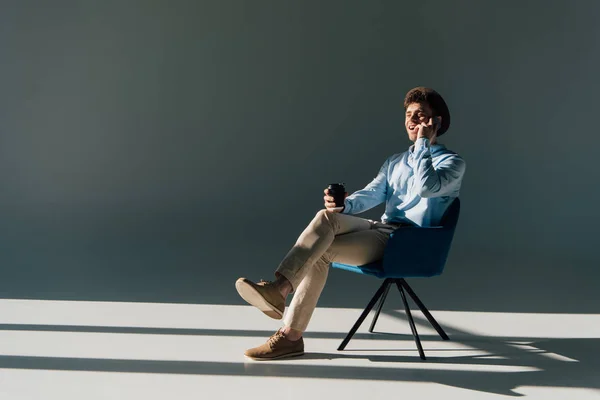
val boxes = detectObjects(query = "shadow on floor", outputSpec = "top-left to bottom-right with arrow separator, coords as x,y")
0,313 -> 598,397
0,337 -> 597,397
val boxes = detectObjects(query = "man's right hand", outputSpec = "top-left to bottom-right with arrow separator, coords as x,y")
323,188 -> 348,212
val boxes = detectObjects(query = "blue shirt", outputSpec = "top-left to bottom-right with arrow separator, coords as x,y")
342,137 -> 466,227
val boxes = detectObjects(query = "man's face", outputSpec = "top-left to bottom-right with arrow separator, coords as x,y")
405,102 -> 435,142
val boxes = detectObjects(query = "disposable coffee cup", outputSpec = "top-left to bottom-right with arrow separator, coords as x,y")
327,183 -> 346,207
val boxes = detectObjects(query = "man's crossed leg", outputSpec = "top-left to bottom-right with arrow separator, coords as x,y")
235,209 -> 397,360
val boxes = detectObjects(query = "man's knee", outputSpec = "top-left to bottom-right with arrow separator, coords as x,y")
315,209 -> 328,219
314,209 -> 336,224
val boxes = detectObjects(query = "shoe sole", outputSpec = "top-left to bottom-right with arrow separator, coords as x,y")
244,351 -> 305,361
235,279 -> 284,320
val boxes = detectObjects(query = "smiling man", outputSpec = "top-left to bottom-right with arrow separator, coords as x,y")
235,87 -> 466,360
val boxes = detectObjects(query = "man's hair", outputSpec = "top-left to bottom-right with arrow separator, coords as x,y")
403,87 -> 451,136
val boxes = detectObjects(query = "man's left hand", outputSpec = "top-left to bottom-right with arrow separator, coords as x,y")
416,117 -> 439,142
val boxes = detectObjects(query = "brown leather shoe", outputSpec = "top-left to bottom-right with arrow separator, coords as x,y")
244,330 -> 304,360
235,278 -> 285,319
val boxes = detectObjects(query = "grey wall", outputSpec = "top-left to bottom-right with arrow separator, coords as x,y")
1,0 -> 599,312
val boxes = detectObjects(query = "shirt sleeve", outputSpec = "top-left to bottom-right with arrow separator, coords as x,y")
342,157 -> 389,215
411,137 -> 466,198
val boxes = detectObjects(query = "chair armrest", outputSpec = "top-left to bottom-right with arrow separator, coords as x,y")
382,226 -> 455,277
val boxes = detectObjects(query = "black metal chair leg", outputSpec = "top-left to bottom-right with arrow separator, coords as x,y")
368,280 -> 392,333
338,279 -> 390,351
400,279 -> 449,341
395,281 -> 426,360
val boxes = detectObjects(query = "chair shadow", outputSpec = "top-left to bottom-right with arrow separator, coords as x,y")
282,335 -> 600,396
301,308 -> 600,396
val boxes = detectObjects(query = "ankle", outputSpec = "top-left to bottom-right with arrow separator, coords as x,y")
274,275 -> 292,298
281,327 -> 303,341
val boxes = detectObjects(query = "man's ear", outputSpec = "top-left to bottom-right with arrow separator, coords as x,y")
434,116 -> 442,130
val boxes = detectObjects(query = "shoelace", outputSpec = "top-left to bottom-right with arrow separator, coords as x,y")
267,331 -> 286,349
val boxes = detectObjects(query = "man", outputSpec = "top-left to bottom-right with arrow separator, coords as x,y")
235,87 -> 466,360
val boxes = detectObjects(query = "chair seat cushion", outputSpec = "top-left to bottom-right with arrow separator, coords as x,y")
331,260 -> 443,278
331,261 -> 385,278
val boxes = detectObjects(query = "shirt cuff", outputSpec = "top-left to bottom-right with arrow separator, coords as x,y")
341,198 -> 351,214
415,137 -> 430,150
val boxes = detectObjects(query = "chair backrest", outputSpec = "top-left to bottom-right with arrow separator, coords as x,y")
427,197 -> 461,275
381,197 -> 461,278
436,197 -> 461,274
441,197 -> 461,231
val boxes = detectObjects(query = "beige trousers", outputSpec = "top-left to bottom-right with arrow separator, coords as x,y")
275,209 -> 400,332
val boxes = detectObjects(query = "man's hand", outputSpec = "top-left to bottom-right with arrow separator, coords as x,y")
416,116 -> 440,143
323,188 -> 348,212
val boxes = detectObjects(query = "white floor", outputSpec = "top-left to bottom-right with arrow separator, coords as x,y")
0,299 -> 599,400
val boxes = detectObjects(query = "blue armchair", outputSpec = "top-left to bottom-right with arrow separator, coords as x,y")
331,198 -> 461,360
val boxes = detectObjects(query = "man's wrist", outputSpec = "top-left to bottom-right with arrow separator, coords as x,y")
416,136 -> 430,147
